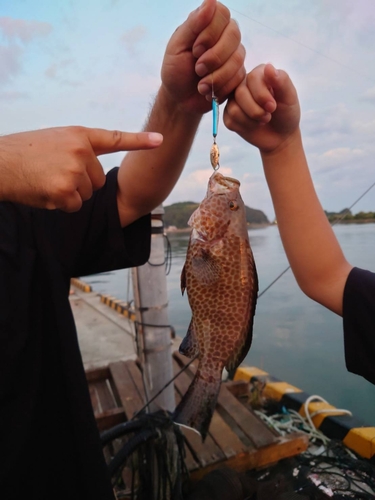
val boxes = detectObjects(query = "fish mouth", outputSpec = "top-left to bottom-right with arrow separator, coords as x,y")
210,172 -> 240,193
220,175 -> 240,186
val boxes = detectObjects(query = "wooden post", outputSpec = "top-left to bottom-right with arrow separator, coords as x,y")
131,205 -> 175,413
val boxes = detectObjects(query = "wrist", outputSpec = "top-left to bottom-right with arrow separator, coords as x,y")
157,83 -> 208,118
260,128 -> 303,164
148,85 -> 202,132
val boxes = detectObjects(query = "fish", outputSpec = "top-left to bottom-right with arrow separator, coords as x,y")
173,171 -> 258,440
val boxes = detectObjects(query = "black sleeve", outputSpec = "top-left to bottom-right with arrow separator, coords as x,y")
43,167 -> 151,277
343,267 -> 375,385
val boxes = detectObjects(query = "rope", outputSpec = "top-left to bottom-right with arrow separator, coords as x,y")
303,394 -> 352,432
147,233 -> 172,275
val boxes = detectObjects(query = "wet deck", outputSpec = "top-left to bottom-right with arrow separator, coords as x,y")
70,286 -> 137,369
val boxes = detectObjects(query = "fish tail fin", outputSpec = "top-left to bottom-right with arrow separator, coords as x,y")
173,366 -> 222,441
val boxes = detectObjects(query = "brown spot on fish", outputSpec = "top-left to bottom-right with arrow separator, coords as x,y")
173,171 -> 258,440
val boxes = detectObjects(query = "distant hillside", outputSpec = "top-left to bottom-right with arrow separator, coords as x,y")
164,201 -> 269,229
325,209 -> 375,222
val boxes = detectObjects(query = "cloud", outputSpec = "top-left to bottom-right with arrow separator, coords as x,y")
121,25 -> 147,56
0,44 -> 23,84
320,147 -> 365,169
0,17 -> 52,86
0,90 -> 29,100
0,17 -> 52,43
45,58 -> 74,80
360,87 -> 375,104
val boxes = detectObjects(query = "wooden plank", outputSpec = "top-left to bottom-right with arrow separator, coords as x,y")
174,351 -> 197,372
207,407 -> 248,458
217,384 -> 277,449
172,359 -> 226,467
125,360 -> 146,404
96,380 -> 116,412
95,407 -> 126,432
86,366 -> 110,383
109,361 -> 145,419
190,432 -> 309,482
225,379 -> 249,398
89,384 -> 100,414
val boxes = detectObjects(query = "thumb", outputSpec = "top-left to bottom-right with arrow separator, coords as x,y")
264,64 -> 297,107
173,0 -> 216,51
85,129 -> 163,156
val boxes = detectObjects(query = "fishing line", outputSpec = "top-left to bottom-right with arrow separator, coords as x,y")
126,4 -> 375,419
133,119 -> 375,408
130,354 -> 199,420
258,179 -> 375,298
230,7 -> 375,84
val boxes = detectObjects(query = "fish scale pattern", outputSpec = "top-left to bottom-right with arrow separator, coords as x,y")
174,172 -> 258,439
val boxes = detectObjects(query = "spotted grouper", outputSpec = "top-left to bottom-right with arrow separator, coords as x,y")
173,171 -> 258,440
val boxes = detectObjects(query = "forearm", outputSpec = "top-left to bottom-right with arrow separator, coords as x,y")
0,141 -> 16,202
261,130 -> 352,315
117,86 -> 201,226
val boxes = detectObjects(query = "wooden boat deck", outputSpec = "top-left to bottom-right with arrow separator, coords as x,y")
86,351 -> 308,481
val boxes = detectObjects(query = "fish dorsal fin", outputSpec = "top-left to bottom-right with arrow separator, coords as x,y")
179,319 -> 199,359
191,249 -> 221,285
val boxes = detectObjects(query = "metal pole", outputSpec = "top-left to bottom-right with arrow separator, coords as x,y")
131,205 -> 175,413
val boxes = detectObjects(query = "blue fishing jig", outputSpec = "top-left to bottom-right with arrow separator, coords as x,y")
212,95 -> 219,140
210,92 -> 220,170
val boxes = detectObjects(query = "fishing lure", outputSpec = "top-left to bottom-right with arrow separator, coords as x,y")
210,90 -> 220,170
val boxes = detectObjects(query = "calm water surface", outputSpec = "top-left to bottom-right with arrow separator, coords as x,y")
85,223 -> 375,425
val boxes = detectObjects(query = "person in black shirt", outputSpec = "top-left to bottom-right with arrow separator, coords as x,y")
224,63 -> 375,387
0,1 -> 246,498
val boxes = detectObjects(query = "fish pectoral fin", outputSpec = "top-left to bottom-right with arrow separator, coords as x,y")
191,251 -> 221,285
180,263 -> 187,295
179,319 -> 199,359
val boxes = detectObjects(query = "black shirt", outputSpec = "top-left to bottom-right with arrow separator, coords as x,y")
343,267 -> 375,386
0,168 -> 151,499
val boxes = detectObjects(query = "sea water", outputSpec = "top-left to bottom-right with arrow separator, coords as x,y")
84,223 -> 375,425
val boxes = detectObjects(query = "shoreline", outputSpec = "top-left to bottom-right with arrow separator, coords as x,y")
329,219 -> 375,225
165,220 -> 375,233
165,223 -> 273,233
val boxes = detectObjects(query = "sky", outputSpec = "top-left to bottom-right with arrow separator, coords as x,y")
1,0 -> 375,221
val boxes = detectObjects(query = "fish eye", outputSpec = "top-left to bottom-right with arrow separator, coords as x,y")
229,201 -> 239,211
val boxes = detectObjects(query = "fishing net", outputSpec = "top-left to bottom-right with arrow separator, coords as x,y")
101,410 -> 189,500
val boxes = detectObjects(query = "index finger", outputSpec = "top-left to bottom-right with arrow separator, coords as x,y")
85,128 -> 163,156
192,2 -> 230,58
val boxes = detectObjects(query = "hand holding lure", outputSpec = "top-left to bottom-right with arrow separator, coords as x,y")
210,87 -> 220,170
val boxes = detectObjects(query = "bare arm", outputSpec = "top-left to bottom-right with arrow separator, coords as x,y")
117,0 -> 246,226
224,64 -> 352,315
0,1 -> 245,218
116,88 -> 201,226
